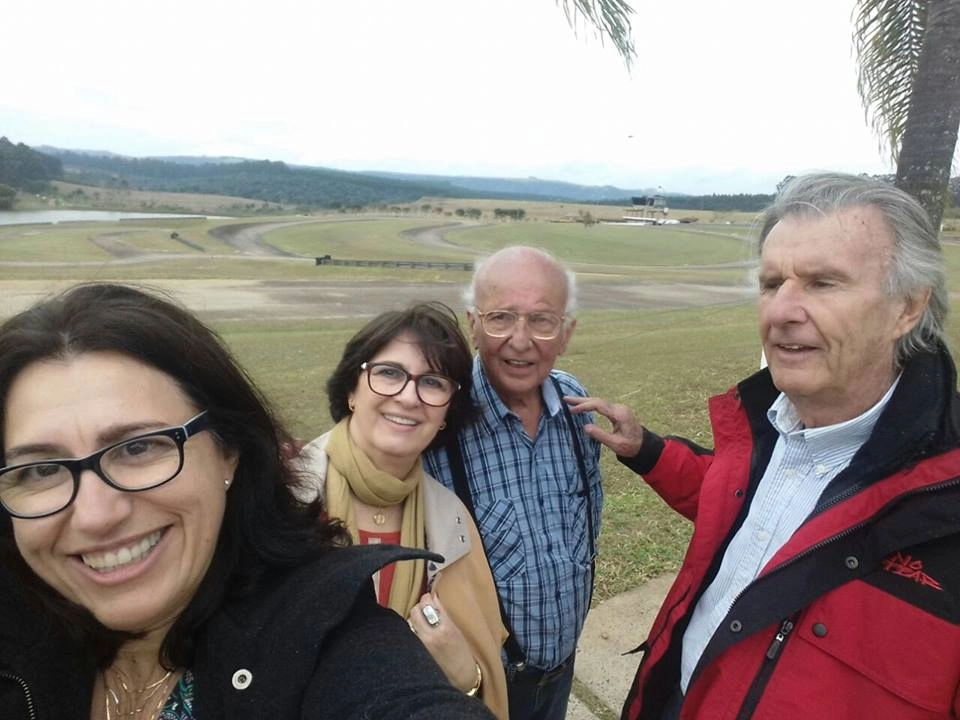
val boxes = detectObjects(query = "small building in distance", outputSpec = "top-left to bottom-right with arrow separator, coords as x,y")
623,193 -> 675,225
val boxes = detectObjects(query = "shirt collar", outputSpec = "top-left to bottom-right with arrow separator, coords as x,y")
767,374 -> 902,459
472,357 -> 562,425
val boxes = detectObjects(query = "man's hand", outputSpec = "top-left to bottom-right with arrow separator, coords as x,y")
565,396 -> 645,458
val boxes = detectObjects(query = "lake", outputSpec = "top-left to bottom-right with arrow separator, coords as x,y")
0,210 -> 226,226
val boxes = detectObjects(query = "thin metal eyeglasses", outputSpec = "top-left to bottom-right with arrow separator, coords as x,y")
0,411 -> 211,520
360,362 -> 460,407
475,309 -> 566,340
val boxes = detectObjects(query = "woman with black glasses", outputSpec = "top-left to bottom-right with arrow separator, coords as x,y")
299,302 -> 508,719
0,283 -> 494,720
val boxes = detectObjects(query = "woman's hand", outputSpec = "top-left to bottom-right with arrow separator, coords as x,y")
407,591 -> 478,692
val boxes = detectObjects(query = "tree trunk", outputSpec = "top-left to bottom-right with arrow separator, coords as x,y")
895,0 -> 960,231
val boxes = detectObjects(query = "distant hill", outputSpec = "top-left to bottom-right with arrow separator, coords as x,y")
39,146 -> 666,206
150,155 -> 250,166
0,137 -> 64,190
360,170 -> 660,203
41,148 -> 477,208
35,145 -> 127,159
358,172 -> 783,212
23,144 -> 960,214
35,145 -> 780,211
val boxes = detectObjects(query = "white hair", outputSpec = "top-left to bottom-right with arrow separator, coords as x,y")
759,172 -> 947,365
463,246 -> 578,317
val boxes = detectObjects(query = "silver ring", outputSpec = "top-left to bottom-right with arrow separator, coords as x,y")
421,604 -> 440,627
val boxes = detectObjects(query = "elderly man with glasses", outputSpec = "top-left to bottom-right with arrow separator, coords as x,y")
424,245 -> 603,720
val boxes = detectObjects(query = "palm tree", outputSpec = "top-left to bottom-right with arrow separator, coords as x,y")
556,0 -> 636,67
563,1 -> 960,229
855,0 -> 960,230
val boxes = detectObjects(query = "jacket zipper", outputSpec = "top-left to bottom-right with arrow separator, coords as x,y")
718,469 -> 960,621
769,473 -> 960,577
0,671 -> 37,720
685,516 -> 866,694
811,431 -> 935,517
691,474 -> 960,716
764,619 -> 795,661
644,585 -> 691,651
733,618 -> 796,720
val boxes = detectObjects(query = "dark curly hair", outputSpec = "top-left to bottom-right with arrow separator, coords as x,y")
0,283 -> 349,669
326,302 -> 478,450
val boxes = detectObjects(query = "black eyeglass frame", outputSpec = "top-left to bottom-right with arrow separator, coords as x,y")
359,362 -> 461,407
474,309 -> 567,341
0,410 -> 211,520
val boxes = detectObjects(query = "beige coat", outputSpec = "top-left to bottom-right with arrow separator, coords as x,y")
299,434 -> 509,719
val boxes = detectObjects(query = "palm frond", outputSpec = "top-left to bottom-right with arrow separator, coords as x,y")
854,0 -> 929,162
557,0 -> 636,68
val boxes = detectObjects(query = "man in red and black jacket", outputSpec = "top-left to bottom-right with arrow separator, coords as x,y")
570,172 -> 960,719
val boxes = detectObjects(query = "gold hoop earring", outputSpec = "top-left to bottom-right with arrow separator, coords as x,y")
439,422 -> 446,431
348,399 -> 356,412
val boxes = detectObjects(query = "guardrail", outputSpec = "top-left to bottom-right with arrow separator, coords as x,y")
315,256 -> 473,271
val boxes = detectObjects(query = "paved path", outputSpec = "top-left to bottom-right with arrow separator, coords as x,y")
569,573 -> 676,718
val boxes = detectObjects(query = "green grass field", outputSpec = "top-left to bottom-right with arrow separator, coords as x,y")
268,218 -> 469,260
217,303 -> 761,598
453,222 -> 753,267
3,208 -> 960,600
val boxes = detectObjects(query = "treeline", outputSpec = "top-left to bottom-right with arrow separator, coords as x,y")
657,179 -> 960,214
0,137 -> 64,207
598,193 -> 773,212
47,150 -> 475,208
493,208 -> 526,220
662,193 -> 773,212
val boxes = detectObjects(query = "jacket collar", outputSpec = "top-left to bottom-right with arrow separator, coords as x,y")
734,342 -> 960,506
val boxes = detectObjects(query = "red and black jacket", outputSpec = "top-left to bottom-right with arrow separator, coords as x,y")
621,343 -> 960,719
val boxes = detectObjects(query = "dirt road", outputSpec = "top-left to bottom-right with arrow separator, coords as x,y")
1,219 -> 756,321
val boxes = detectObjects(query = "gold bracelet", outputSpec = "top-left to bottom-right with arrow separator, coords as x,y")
465,662 -> 482,697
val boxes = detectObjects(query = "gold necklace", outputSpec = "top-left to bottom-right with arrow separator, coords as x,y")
103,668 -> 175,720
372,507 -> 386,525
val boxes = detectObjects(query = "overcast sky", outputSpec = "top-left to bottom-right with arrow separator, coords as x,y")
3,0 -> 893,194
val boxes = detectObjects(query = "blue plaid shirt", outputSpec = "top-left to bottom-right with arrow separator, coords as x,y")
424,359 -> 603,671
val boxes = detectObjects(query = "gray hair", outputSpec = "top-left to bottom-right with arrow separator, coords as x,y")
758,172 -> 947,365
463,245 -> 579,317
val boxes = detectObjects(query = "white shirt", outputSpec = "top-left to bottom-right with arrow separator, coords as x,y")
678,377 -> 901,692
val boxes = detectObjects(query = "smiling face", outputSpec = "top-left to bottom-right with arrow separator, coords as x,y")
468,250 -> 575,409
347,334 -> 451,478
4,351 -> 237,637
759,206 -> 926,427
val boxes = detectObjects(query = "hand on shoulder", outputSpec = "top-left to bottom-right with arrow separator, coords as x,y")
564,395 -> 645,458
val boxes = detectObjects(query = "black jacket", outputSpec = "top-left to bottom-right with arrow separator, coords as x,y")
0,544 -> 494,720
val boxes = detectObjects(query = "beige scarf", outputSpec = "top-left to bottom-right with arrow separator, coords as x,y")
324,418 -> 426,616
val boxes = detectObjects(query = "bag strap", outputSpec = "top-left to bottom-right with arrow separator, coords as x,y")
550,374 -> 597,603
445,433 -> 527,666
